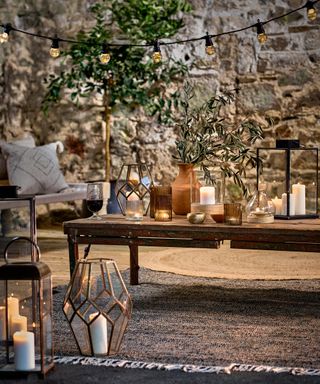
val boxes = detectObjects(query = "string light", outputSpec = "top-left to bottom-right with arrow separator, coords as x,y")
99,43 -> 111,64
256,19 -> 267,44
152,40 -> 161,64
306,0 -> 317,20
204,32 -> 215,55
0,23 -> 12,44
49,37 -> 60,58
0,0 -> 318,62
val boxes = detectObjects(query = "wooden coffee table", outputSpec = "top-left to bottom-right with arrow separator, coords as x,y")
63,215 -> 320,285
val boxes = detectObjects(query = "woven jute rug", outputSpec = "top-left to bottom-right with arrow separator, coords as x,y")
53,268 -> 320,376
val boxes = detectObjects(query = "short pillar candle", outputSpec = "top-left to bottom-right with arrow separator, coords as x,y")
13,331 -> 35,371
200,186 -> 215,205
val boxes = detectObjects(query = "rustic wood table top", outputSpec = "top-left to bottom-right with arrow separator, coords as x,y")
64,215 -> 320,284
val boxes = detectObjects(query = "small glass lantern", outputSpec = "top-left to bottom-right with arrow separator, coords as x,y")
63,257 -> 132,356
115,163 -> 154,217
0,237 -> 54,377
190,166 -> 225,222
257,140 -> 319,219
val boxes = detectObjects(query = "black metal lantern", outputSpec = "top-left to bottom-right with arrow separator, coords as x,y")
0,237 -> 54,376
257,140 -> 319,219
115,163 -> 154,218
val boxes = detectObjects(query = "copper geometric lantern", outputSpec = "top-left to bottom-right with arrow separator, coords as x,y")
63,258 -> 132,356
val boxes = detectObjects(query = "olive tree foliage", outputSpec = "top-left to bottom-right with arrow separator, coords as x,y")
43,0 -> 192,180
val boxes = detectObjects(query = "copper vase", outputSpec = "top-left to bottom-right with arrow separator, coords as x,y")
171,163 -> 199,215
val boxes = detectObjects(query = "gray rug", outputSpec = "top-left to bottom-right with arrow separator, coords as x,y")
53,268 -> 320,372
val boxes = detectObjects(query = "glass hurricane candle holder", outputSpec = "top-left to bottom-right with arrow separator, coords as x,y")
154,186 -> 172,222
0,237 -> 54,377
190,167 -> 225,219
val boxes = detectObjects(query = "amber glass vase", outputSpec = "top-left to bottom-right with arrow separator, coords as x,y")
171,163 -> 199,215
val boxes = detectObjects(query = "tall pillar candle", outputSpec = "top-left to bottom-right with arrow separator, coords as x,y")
0,306 -> 6,340
292,183 -> 306,215
281,193 -> 295,216
13,331 -> 35,371
200,186 -> 215,205
89,313 -> 108,355
7,296 -> 19,336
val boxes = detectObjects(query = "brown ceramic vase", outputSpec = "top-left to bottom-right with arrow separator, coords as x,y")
171,163 -> 199,215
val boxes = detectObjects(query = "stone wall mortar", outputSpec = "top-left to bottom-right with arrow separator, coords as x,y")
0,0 -> 319,187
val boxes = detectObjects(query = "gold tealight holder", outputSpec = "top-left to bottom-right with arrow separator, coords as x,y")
224,203 -> 242,225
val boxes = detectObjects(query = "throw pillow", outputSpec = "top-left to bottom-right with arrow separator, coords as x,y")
0,142 -> 68,194
0,135 -> 36,179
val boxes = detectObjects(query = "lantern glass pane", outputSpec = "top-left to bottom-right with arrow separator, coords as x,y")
42,275 -> 53,367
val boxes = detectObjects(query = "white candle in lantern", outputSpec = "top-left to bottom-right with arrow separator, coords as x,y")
89,313 -> 108,355
7,297 -> 19,318
200,186 -> 215,205
292,183 -> 306,215
13,331 -> 35,371
0,306 -> 6,340
281,193 -> 295,216
271,196 -> 282,215
11,315 -> 27,337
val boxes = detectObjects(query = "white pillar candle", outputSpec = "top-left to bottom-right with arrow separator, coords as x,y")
7,297 -> 19,318
11,315 -> 27,337
89,313 -> 108,355
281,193 -> 295,216
13,331 -> 35,371
292,183 -> 306,215
271,196 -> 282,215
200,186 -> 215,205
0,306 -> 6,341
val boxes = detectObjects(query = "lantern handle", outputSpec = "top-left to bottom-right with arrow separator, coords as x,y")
3,236 -> 41,263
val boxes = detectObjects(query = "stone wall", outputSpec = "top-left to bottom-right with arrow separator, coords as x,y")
0,0 -> 319,189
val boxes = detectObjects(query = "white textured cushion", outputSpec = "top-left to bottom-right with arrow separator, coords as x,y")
0,136 -> 36,179
0,142 -> 68,194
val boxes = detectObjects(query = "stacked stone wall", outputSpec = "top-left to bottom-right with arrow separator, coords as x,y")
0,0 -> 319,189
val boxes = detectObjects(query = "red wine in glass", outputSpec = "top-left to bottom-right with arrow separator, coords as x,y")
86,183 -> 103,220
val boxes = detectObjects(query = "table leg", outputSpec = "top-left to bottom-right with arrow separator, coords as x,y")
68,234 -> 79,278
129,243 -> 139,285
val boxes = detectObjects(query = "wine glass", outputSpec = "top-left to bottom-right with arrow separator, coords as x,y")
86,183 -> 104,220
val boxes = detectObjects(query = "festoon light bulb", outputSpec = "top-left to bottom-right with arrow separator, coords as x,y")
100,43 -> 111,64
152,40 -> 161,64
256,19 -> 267,44
50,37 -> 60,58
0,24 -> 12,44
306,1 -> 317,20
205,32 -> 215,55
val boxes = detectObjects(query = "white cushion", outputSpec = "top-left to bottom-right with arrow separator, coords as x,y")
0,135 -> 36,179
0,142 -> 68,194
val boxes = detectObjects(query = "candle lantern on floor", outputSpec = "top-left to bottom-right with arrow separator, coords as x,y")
256,140 -> 318,219
0,237 -> 54,377
115,163 -> 154,218
63,256 -> 132,356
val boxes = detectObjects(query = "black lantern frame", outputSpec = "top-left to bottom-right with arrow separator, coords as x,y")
0,237 -> 54,377
257,140 -> 319,220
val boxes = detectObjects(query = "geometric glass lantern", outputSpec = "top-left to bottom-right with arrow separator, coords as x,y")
0,237 -> 54,377
257,139 -> 319,219
63,258 -> 132,356
115,163 -> 153,216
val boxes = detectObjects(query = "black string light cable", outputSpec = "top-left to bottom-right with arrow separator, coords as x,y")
0,0 -> 318,64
